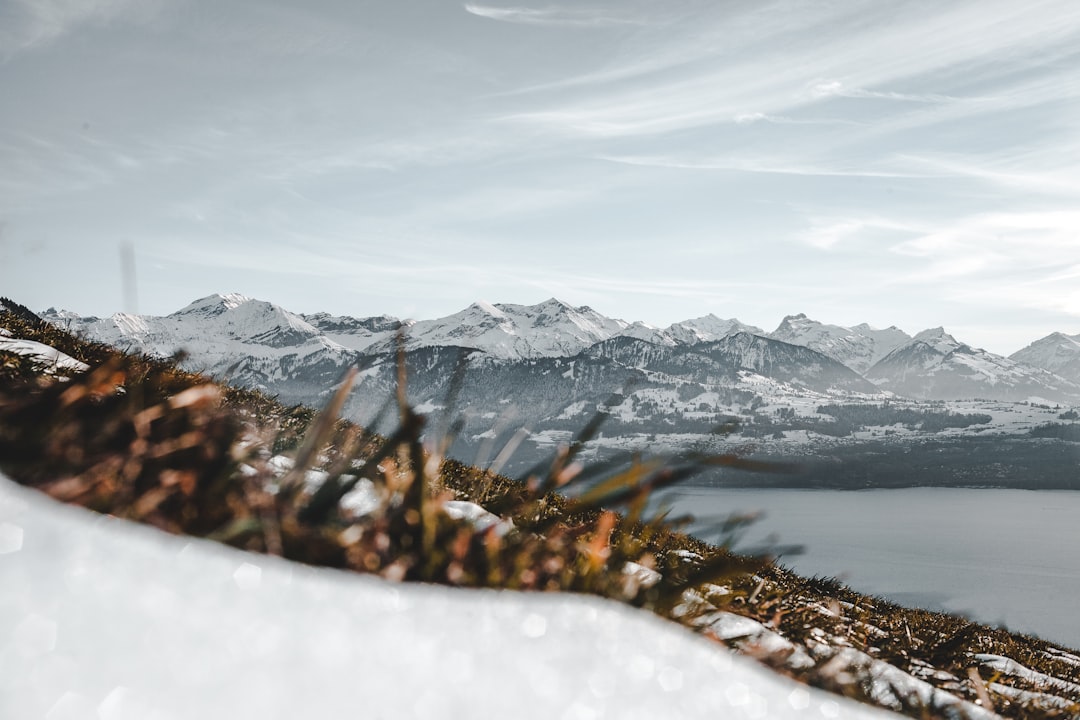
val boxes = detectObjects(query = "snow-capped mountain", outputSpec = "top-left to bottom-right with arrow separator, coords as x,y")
866,328 -> 1080,403
768,314 -> 909,374
666,314 -> 764,345
299,312 -> 404,353
1009,332 -> 1080,384
420,299 -> 626,358
309,302 -> 756,358
702,333 -> 878,394
359,298 -> 667,359
42,294 -> 359,396
41,293 -> 1080,429
29,293 -> 1080,480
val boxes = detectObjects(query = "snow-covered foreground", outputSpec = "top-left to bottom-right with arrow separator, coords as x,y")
0,475 -> 897,720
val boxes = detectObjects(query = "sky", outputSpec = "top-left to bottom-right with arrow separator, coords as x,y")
3,0 -> 1080,355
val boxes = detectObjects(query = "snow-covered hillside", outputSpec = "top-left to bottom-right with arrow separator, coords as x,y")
0,476 -> 895,720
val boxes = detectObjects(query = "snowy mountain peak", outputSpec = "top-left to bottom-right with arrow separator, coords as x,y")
769,314 -> 890,374
666,315 -> 763,346
771,313 -> 846,340
533,297 -> 574,311
868,326 -> 1080,402
171,293 -> 253,318
913,327 -> 953,342
772,314 -> 813,334
468,300 -> 508,319
1009,330 -> 1080,384
911,327 -> 960,354
852,322 -> 902,334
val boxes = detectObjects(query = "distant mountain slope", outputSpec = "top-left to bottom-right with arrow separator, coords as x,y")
768,314 -> 909,374
866,328 -> 1080,403
1010,331 -> 1080,384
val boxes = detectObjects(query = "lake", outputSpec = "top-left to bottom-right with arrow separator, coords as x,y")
658,487 -> 1080,651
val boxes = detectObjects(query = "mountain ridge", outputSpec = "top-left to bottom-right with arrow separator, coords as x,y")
39,293 -> 1080,408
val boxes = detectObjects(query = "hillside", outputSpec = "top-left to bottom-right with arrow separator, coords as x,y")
3,299 -> 1080,719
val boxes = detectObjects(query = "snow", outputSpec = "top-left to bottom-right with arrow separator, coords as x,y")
973,654 -> 1080,695
1042,647 -> 1080,669
699,612 -> 816,670
0,476 -> 897,720
0,337 -> 89,374
807,646 -> 997,719
441,499 -> 512,535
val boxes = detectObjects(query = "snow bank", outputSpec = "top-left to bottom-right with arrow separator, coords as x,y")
0,476 -> 897,719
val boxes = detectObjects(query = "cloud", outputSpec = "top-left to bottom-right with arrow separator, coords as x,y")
799,218 -> 905,250
806,79 -> 969,103
494,1 -> 1080,138
463,4 -> 643,28
0,0 -> 157,55
892,152 -> 1080,198
597,154 -> 930,179
890,210 -> 1080,287
732,112 -> 862,126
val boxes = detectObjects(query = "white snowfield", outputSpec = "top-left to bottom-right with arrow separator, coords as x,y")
0,476 -> 899,720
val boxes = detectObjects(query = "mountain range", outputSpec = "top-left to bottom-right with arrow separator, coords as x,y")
35,293 -> 1080,478
43,293 -> 1080,395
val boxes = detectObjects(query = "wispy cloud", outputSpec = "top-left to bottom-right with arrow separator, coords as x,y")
597,154 -> 931,179
495,1 -> 1080,138
890,210 -> 1080,285
0,0 -> 158,55
463,4 -> 643,28
799,216 -> 921,250
732,112 -> 862,126
892,152 -> 1080,198
805,79 -> 973,104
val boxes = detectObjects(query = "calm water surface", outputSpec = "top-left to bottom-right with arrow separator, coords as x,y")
660,487 -> 1080,650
